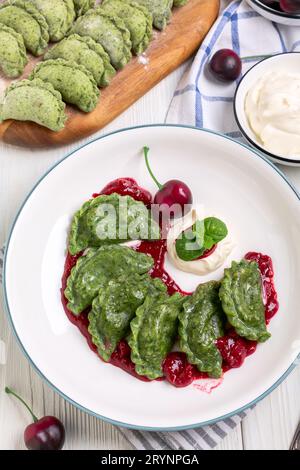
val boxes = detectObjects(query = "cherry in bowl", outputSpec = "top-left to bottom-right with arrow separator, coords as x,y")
279,0 -> 300,13
259,0 -> 300,14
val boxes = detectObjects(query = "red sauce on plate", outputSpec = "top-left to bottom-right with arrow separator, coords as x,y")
93,177 -> 152,207
134,241 -> 217,296
134,239 -> 190,296
245,251 -> 279,323
61,178 -> 279,387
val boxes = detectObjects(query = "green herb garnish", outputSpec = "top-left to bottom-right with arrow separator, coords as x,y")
175,217 -> 228,262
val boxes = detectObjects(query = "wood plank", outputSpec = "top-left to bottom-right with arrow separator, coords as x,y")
0,0 -> 219,148
216,426 -> 244,450
242,366 -> 300,450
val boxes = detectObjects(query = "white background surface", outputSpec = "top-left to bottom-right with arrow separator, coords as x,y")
0,60 -> 300,450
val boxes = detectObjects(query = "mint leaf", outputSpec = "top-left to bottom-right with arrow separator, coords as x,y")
203,217 -> 228,250
193,219 -> 205,248
175,227 -> 205,262
175,217 -> 228,262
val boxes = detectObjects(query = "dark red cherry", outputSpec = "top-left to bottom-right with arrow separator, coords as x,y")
24,416 -> 65,450
209,49 -> 242,82
143,147 -> 193,218
163,352 -> 195,387
5,387 -> 65,450
280,0 -> 300,12
217,335 -> 248,369
216,330 -> 257,371
261,0 -> 278,5
154,179 -> 193,212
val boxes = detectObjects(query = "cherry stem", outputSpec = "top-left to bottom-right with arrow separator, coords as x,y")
241,54 -> 272,61
143,146 -> 163,190
5,387 -> 38,423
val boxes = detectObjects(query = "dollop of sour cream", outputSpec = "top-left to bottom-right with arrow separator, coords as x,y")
167,209 -> 235,276
245,71 -> 300,158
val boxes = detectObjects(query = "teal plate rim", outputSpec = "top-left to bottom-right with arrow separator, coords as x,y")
2,124 -> 300,432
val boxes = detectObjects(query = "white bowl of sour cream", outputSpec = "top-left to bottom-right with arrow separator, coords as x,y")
234,52 -> 300,166
246,1 -> 300,26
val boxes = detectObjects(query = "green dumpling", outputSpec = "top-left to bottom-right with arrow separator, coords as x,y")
0,23 -> 27,78
88,274 -> 166,361
0,78 -> 66,131
173,0 -> 188,6
0,0 -> 49,56
44,34 -> 115,87
29,59 -> 99,112
129,292 -> 182,379
68,193 -> 160,255
71,9 -> 132,70
64,244 -> 154,315
30,0 -> 75,42
179,281 -> 225,379
134,0 -> 173,30
219,260 -> 270,343
101,0 -> 152,55
73,0 -> 95,17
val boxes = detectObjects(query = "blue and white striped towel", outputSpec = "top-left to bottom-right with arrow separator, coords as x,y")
1,0 -> 298,451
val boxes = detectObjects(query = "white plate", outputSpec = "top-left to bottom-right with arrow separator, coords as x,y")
3,125 -> 300,430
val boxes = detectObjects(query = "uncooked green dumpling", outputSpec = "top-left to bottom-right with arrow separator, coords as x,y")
0,78 -> 66,131
173,0 -> 188,6
44,34 -> 115,87
30,59 -> 100,112
0,0 -> 49,56
30,0 -> 75,42
0,23 -> 27,78
134,0 -> 173,30
71,9 -> 132,70
101,0 -> 152,55
73,0 -> 95,17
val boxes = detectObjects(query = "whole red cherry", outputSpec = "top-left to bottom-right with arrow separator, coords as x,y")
279,0 -> 300,13
143,146 -> 193,218
5,387 -> 65,450
216,330 -> 257,370
163,352 -> 195,387
209,49 -> 242,82
216,335 -> 248,369
261,0 -> 278,5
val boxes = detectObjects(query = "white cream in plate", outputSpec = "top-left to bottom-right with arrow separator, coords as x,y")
167,209 -> 235,275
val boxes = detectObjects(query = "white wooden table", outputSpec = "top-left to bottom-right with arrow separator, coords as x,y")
0,60 -> 299,450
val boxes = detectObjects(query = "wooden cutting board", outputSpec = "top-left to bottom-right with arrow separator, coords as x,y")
0,0 -> 219,148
